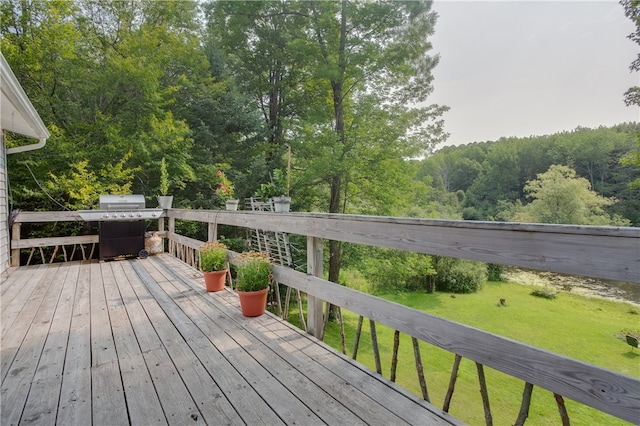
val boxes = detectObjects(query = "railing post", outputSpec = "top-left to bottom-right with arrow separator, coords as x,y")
168,216 -> 175,255
208,222 -> 217,242
158,217 -> 165,253
307,236 -> 324,339
11,222 -> 21,267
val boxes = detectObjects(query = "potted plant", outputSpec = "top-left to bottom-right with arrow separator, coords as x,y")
199,241 -> 229,292
234,251 -> 272,317
215,170 -> 239,210
257,169 -> 291,212
157,157 -> 173,209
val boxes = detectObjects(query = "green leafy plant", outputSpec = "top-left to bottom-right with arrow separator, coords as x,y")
200,241 -> 228,272
433,257 -> 486,294
256,168 -> 286,200
215,170 -> 235,201
234,251 -> 272,292
159,157 -> 169,195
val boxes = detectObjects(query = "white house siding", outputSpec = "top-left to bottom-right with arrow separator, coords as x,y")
0,134 -> 9,276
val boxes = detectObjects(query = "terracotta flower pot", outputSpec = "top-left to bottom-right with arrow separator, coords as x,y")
237,287 -> 269,317
203,269 -> 227,292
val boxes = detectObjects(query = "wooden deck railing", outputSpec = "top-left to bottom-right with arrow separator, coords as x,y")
9,208 -> 640,424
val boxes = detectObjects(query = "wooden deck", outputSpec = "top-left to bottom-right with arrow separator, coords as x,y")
1,254 -> 459,425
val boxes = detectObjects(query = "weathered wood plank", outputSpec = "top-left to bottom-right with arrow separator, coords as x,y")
102,262 -> 166,425
20,263 -> 77,425
151,254 -> 458,425
116,261 -> 227,425
273,266 -> 640,424
1,265 -> 47,339
0,264 -> 65,425
169,209 -> 640,282
132,258 -> 289,425
12,235 -> 99,249
124,260 -> 255,424
139,257 -> 338,423
13,211 -> 84,223
151,267 -> 364,425
143,348 -> 206,425
57,261 -> 92,426
211,287 -> 460,426
90,262 -> 127,425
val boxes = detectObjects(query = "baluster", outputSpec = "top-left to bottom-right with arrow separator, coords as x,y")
273,280 -> 282,316
26,247 -> 35,265
337,307 -> 347,355
322,301 -> 331,341
514,382 -> 534,426
412,337 -> 430,402
11,222 -> 21,266
49,245 -> 59,263
554,393 -> 570,426
352,315 -> 364,360
296,289 -> 307,332
306,236 -> 323,339
476,362 -> 493,426
369,319 -> 382,375
283,286 -> 291,320
390,330 -> 400,382
443,354 -> 462,412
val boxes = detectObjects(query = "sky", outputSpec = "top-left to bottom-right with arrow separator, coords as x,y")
428,0 -> 640,147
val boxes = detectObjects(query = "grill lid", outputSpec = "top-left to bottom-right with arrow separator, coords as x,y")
100,194 -> 145,210
78,194 -> 163,221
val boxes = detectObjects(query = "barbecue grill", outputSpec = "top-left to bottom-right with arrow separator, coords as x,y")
78,194 -> 163,261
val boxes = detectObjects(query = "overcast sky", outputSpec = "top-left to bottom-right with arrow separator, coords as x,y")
428,0 -> 639,147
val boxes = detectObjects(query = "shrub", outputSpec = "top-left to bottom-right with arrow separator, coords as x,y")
487,263 -> 505,281
360,248 -> 435,293
434,257 -> 486,293
530,288 -> 558,299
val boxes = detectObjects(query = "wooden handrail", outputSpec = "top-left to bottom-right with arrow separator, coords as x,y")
166,209 -> 640,283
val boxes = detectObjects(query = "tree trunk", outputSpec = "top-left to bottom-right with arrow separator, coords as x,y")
327,1 -> 347,287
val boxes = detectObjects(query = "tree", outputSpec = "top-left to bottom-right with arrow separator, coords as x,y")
2,0 -> 259,212
512,165 -> 631,226
302,0 -> 446,283
621,0 -> 640,106
208,1 -> 447,285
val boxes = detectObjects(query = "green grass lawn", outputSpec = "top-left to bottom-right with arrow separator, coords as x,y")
284,281 -> 640,425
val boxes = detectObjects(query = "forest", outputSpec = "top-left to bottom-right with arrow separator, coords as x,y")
2,1 -> 639,293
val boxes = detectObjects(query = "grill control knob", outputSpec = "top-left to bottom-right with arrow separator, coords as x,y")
129,213 -> 134,218
103,213 -> 109,219
120,213 -> 126,218
112,213 -> 117,218
151,212 -> 157,217
137,212 -> 142,217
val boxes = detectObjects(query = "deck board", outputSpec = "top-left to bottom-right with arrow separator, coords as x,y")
1,254 -> 459,425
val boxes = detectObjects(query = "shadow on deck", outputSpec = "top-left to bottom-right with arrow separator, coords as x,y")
1,254 -> 460,425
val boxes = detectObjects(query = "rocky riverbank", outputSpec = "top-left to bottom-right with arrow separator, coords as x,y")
503,268 -> 640,307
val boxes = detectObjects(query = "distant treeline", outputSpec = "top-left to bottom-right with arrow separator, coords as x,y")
418,123 -> 640,226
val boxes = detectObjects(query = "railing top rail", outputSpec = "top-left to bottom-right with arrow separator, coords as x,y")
11,209 -> 640,282
166,209 -> 640,237
167,209 -> 640,283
